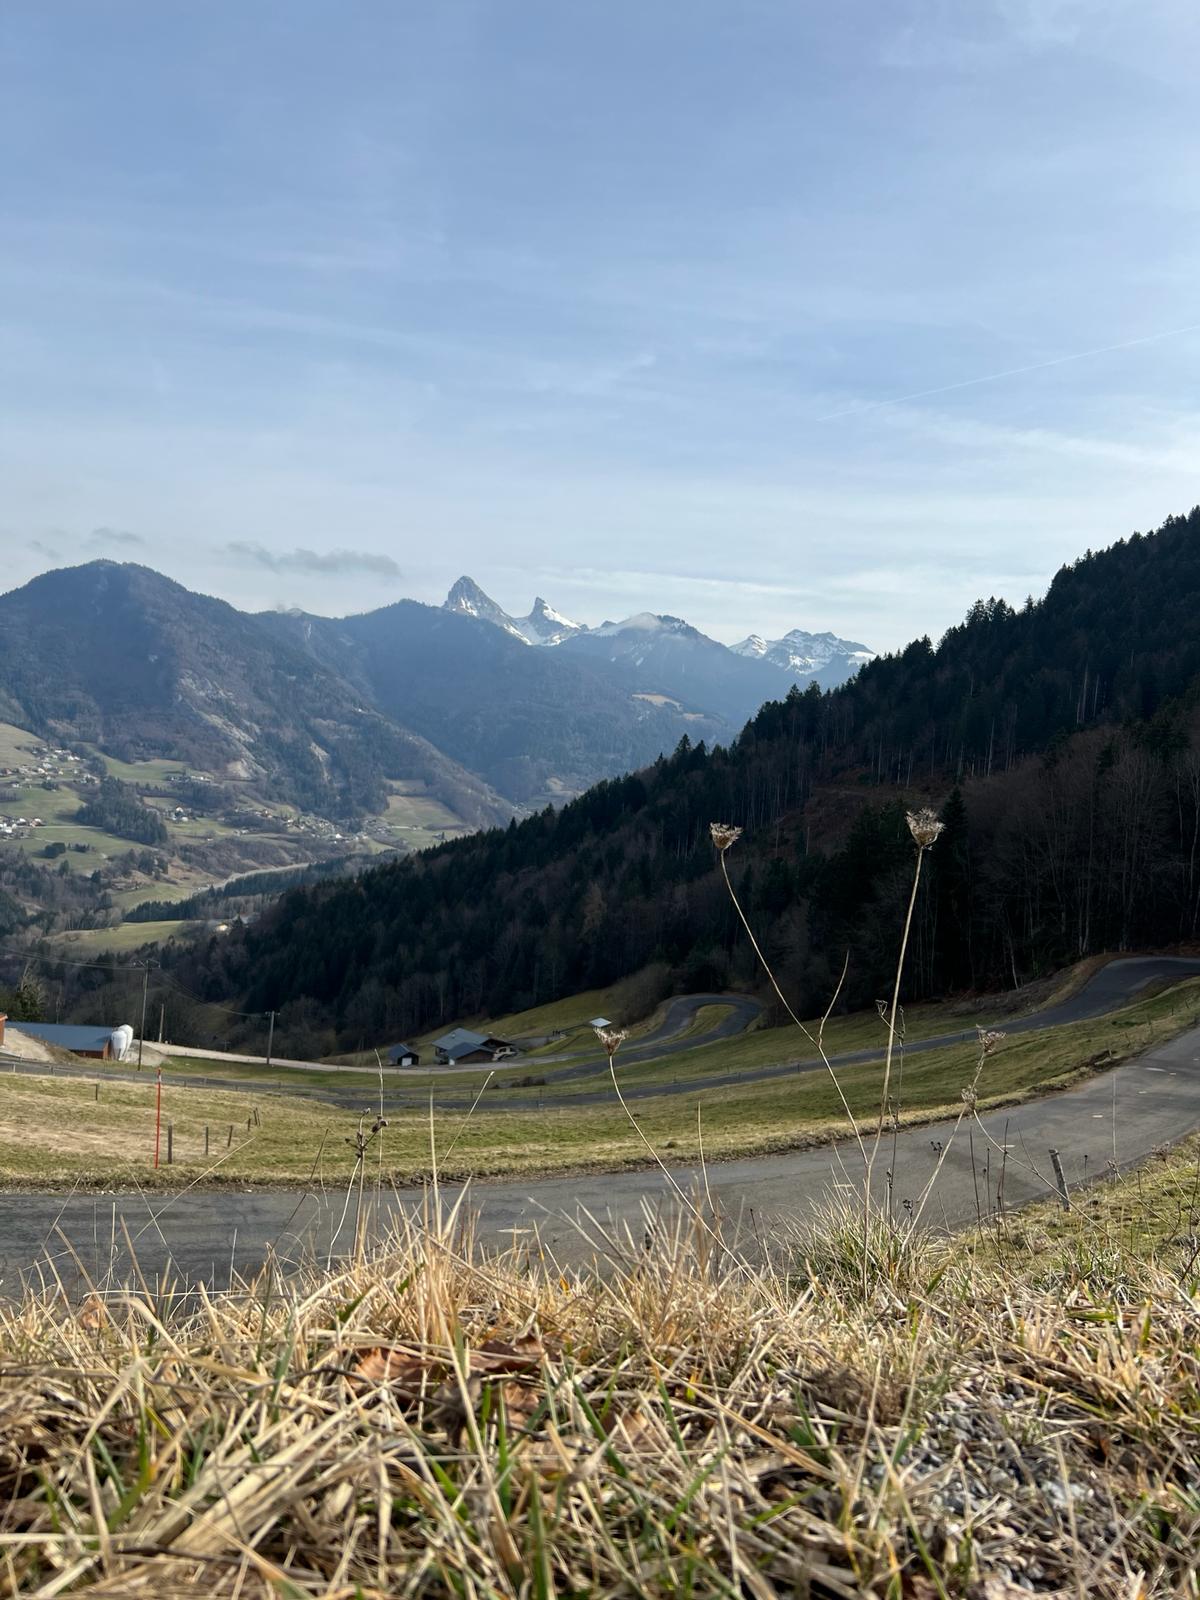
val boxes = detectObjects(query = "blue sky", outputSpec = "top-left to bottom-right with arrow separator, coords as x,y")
2,0 -> 1199,650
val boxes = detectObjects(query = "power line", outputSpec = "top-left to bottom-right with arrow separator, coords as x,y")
154,969 -> 267,1019
0,942 -> 127,972
0,943 -> 268,1019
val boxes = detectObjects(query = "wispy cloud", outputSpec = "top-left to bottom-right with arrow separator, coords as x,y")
225,541 -> 402,580
30,537 -> 62,562
86,526 -> 144,549
817,321 -> 1200,422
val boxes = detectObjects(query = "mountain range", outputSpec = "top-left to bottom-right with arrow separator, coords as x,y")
0,561 -> 872,823
441,575 -> 872,729
443,575 -> 871,685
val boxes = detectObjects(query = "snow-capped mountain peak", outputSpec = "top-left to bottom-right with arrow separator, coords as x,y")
444,579 -> 586,646
733,626 -> 874,680
734,633 -> 768,659
518,596 -> 584,646
593,612 -> 695,640
443,577 -> 528,642
442,578 -> 872,691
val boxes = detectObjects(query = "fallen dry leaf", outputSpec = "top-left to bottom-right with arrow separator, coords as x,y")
349,1334 -> 547,1393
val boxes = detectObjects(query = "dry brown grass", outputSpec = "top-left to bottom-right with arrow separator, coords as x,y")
0,1161 -> 1198,1598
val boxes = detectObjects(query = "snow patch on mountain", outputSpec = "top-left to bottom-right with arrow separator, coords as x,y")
444,577 -> 528,642
517,596 -> 584,646
443,578 -> 872,688
732,627 -> 874,679
592,612 -> 695,641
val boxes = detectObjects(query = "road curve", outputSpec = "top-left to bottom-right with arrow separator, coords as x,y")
11,959 -> 1188,1120
4,957 -> 1200,1295
423,954 -> 1200,1111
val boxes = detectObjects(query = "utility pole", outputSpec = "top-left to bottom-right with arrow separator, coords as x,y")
265,1009 -> 276,1069
158,1001 -> 165,1044
138,965 -> 149,1069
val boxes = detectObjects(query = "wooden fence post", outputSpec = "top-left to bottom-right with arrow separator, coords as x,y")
204,1125 -> 210,1157
1049,1147 -> 1070,1210
227,1123 -> 234,1148
167,1122 -> 173,1165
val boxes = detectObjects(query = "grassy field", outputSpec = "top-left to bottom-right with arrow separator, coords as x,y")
0,718 -> 40,767
94,751 -> 196,784
6,818 -> 144,866
331,974 -> 674,1067
109,874 -> 211,911
8,978 -> 1199,1189
377,782 -> 473,850
158,1052 -> 567,1099
481,974 -> 665,1039
50,919 -> 193,953
0,1072 -> 365,1188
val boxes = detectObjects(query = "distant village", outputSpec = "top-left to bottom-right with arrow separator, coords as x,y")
0,743 -> 88,838
0,739 -> 368,848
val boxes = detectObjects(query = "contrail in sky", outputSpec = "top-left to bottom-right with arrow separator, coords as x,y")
817,320 -> 1200,422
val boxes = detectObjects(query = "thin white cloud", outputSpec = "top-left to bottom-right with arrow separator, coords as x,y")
86,526 -> 144,549
817,321 -> 1200,422
225,541 -> 403,580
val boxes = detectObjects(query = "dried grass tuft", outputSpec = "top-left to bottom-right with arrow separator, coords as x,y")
0,1183 -> 1197,1597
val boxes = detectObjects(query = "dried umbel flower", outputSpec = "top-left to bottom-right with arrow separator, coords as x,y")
906,808 -> 945,849
594,1025 -> 627,1057
976,1027 -> 1006,1056
710,823 -> 743,853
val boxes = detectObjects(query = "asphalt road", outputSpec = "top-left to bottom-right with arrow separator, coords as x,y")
9,959 -> 1189,1120
4,956 -> 1200,1297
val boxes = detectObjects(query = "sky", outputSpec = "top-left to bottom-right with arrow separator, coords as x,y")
2,0 -> 1200,652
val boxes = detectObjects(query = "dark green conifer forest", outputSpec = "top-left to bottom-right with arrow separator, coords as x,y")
57,510 -> 1200,1055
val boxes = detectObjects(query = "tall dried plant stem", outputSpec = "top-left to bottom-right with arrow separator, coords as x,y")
863,843 -> 926,1274
607,1058 -> 746,1272
870,846 -> 925,1164
718,851 -> 868,1172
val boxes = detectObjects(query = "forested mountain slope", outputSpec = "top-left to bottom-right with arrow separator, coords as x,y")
0,563 -> 509,826
257,601 -> 723,805
150,511 -> 1200,1056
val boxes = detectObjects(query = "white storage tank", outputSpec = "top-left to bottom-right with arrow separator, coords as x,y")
110,1025 -> 134,1062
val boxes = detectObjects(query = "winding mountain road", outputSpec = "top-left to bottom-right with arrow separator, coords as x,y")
3,956 -> 1200,1293
0,991 -> 763,1110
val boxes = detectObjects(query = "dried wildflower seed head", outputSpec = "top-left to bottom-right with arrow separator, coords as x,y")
961,1084 -> 978,1108
976,1027 -> 1006,1056
594,1025 -> 627,1057
906,808 -> 945,849
710,822 -> 743,853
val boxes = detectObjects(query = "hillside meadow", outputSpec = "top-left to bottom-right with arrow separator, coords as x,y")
0,980 -> 1196,1188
